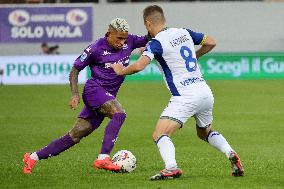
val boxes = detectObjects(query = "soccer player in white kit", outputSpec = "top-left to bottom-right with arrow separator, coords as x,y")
110,5 -> 244,180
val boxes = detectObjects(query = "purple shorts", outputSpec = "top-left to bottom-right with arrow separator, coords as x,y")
78,85 -> 115,121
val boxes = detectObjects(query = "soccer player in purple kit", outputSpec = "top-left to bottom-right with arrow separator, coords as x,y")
23,18 -> 148,174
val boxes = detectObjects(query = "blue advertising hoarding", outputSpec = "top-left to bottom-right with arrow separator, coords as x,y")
0,6 -> 93,43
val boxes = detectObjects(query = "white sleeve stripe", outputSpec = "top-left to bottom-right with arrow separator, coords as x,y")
142,51 -> 154,61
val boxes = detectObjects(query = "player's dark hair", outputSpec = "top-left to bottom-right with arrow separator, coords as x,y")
143,5 -> 165,24
41,42 -> 48,47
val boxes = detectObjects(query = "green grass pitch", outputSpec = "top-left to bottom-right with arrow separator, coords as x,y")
0,80 -> 283,189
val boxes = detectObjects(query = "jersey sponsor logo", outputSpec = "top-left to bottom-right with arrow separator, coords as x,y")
104,56 -> 130,69
115,56 -> 130,65
102,50 -> 111,56
180,77 -> 204,86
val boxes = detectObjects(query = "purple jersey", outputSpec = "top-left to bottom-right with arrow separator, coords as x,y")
74,34 -> 147,96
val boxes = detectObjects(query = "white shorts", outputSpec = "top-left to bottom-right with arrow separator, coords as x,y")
160,83 -> 214,128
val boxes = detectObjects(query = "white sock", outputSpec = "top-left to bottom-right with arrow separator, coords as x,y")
30,152 -> 39,161
97,154 -> 110,160
207,131 -> 234,158
156,135 -> 177,170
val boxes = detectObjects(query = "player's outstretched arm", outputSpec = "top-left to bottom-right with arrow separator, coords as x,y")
110,55 -> 151,76
69,66 -> 80,110
196,35 -> 216,59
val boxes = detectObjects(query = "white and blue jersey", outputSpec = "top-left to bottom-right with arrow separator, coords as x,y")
142,27 -> 207,96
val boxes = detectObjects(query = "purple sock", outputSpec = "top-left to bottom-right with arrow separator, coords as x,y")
90,114 -> 105,131
100,113 -> 126,154
36,134 -> 75,160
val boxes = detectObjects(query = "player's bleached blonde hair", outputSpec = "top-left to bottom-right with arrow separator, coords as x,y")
109,18 -> 130,32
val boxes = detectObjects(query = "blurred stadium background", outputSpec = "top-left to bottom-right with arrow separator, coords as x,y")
0,0 -> 283,189
0,1 -> 283,83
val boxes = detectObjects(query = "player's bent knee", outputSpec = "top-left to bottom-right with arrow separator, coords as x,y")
196,125 -> 212,141
69,131 -> 84,143
197,132 -> 207,141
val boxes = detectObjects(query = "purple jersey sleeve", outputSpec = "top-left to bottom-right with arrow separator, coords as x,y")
73,45 -> 95,71
186,29 -> 205,45
128,34 -> 148,49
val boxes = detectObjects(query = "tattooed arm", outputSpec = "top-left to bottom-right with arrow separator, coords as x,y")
69,66 -> 80,110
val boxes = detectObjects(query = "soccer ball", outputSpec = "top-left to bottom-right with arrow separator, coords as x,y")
112,150 -> 136,173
